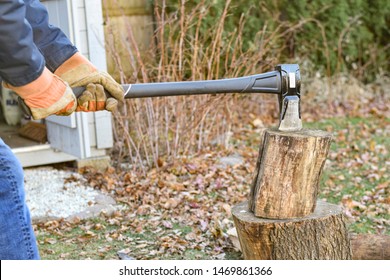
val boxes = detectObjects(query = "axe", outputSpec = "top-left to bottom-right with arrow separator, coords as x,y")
20,64 -> 302,131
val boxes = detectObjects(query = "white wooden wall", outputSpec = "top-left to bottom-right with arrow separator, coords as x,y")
38,0 -> 112,159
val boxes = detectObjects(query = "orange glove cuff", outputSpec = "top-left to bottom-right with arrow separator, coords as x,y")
3,67 -> 76,119
55,52 -> 96,77
4,68 -> 66,109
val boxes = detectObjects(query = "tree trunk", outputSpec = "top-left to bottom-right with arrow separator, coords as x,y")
248,129 -> 332,219
232,200 -> 352,260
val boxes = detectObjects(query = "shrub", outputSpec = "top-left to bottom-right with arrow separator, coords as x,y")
104,0 -> 389,170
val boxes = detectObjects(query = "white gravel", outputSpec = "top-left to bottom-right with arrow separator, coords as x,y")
23,167 -> 105,220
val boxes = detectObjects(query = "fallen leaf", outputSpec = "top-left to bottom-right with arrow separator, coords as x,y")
162,220 -> 173,229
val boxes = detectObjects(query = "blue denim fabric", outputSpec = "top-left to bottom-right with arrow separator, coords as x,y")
25,0 -> 77,72
0,0 -> 44,86
0,0 -> 77,86
0,138 -> 40,260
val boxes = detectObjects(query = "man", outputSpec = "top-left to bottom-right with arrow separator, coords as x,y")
0,0 -> 124,259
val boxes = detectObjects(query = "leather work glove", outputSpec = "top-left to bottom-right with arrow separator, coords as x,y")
54,52 -> 124,112
2,67 -> 76,120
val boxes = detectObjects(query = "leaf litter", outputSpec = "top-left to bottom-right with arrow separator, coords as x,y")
34,147 -> 255,260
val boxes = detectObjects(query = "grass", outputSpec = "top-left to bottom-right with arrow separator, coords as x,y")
37,218 -> 240,260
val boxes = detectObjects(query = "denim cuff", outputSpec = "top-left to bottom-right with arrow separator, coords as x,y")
0,58 -> 46,87
43,44 -> 78,73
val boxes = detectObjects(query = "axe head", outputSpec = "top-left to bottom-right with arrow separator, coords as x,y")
275,64 -> 302,132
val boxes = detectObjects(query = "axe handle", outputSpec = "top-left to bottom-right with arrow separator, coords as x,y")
72,70 -> 281,98
122,70 -> 281,98
19,70 -> 282,117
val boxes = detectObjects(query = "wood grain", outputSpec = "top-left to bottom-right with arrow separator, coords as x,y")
248,129 -> 333,219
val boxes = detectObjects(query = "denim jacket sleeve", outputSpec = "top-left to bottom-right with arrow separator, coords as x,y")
0,0 -> 77,86
0,0 -> 45,86
25,0 -> 77,73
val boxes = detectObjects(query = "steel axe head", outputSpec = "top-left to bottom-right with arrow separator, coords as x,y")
275,64 -> 302,131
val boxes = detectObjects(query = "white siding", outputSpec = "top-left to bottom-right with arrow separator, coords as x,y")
44,0 -> 113,159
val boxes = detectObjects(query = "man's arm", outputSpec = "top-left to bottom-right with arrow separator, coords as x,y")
25,0 -> 124,112
0,0 -> 76,119
0,0 -> 45,86
24,0 -> 78,72
0,0 -> 123,118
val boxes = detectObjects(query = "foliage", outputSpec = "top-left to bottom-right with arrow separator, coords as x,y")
106,0 -> 282,169
104,0 -> 389,169
166,0 -> 390,82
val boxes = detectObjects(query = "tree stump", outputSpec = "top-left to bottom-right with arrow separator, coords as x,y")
248,129 -> 333,219
232,200 -> 352,260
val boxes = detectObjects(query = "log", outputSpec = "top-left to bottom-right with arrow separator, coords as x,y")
351,234 -> 390,260
228,229 -> 390,260
232,200 -> 352,260
248,129 -> 332,219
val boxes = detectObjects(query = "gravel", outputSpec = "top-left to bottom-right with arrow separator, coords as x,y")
24,167 -> 116,221
217,154 -> 244,167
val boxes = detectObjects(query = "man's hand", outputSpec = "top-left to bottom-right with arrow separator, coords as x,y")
76,83 -> 118,112
54,52 -> 124,112
3,67 -> 76,120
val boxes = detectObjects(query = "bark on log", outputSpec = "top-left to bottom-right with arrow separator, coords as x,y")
228,229 -> 390,260
351,234 -> 390,260
232,200 -> 352,260
248,129 -> 332,219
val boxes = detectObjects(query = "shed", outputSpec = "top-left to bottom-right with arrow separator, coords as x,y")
0,0 -> 113,167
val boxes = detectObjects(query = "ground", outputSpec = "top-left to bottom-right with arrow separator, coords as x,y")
33,115 -> 389,260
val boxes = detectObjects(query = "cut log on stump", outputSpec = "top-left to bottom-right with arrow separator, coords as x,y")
232,200 -> 352,260
249,129 -> 332,219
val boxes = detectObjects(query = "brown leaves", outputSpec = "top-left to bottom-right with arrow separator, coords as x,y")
163,198 -> 180,209
39,148 -> 252,259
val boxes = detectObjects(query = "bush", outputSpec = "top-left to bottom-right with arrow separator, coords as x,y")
106,0 -> 283,170
166,0 -> 389,82
105,0 -> 389,170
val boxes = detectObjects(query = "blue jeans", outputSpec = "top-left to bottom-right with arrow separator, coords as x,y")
0,138 -> 40,259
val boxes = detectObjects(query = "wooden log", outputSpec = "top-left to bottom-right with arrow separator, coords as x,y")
351,234 -> 390,260
232,200 -> 352,260
228,229 -> 390,260
248,129 -> 332,219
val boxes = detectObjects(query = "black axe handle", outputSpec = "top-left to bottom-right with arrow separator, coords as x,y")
69,70 -> 281,100
18,65 -> 300,120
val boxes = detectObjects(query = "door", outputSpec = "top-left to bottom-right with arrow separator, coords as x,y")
46,114 -> 91,158
41,0 -> 90,158
43,0 -> 111,158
